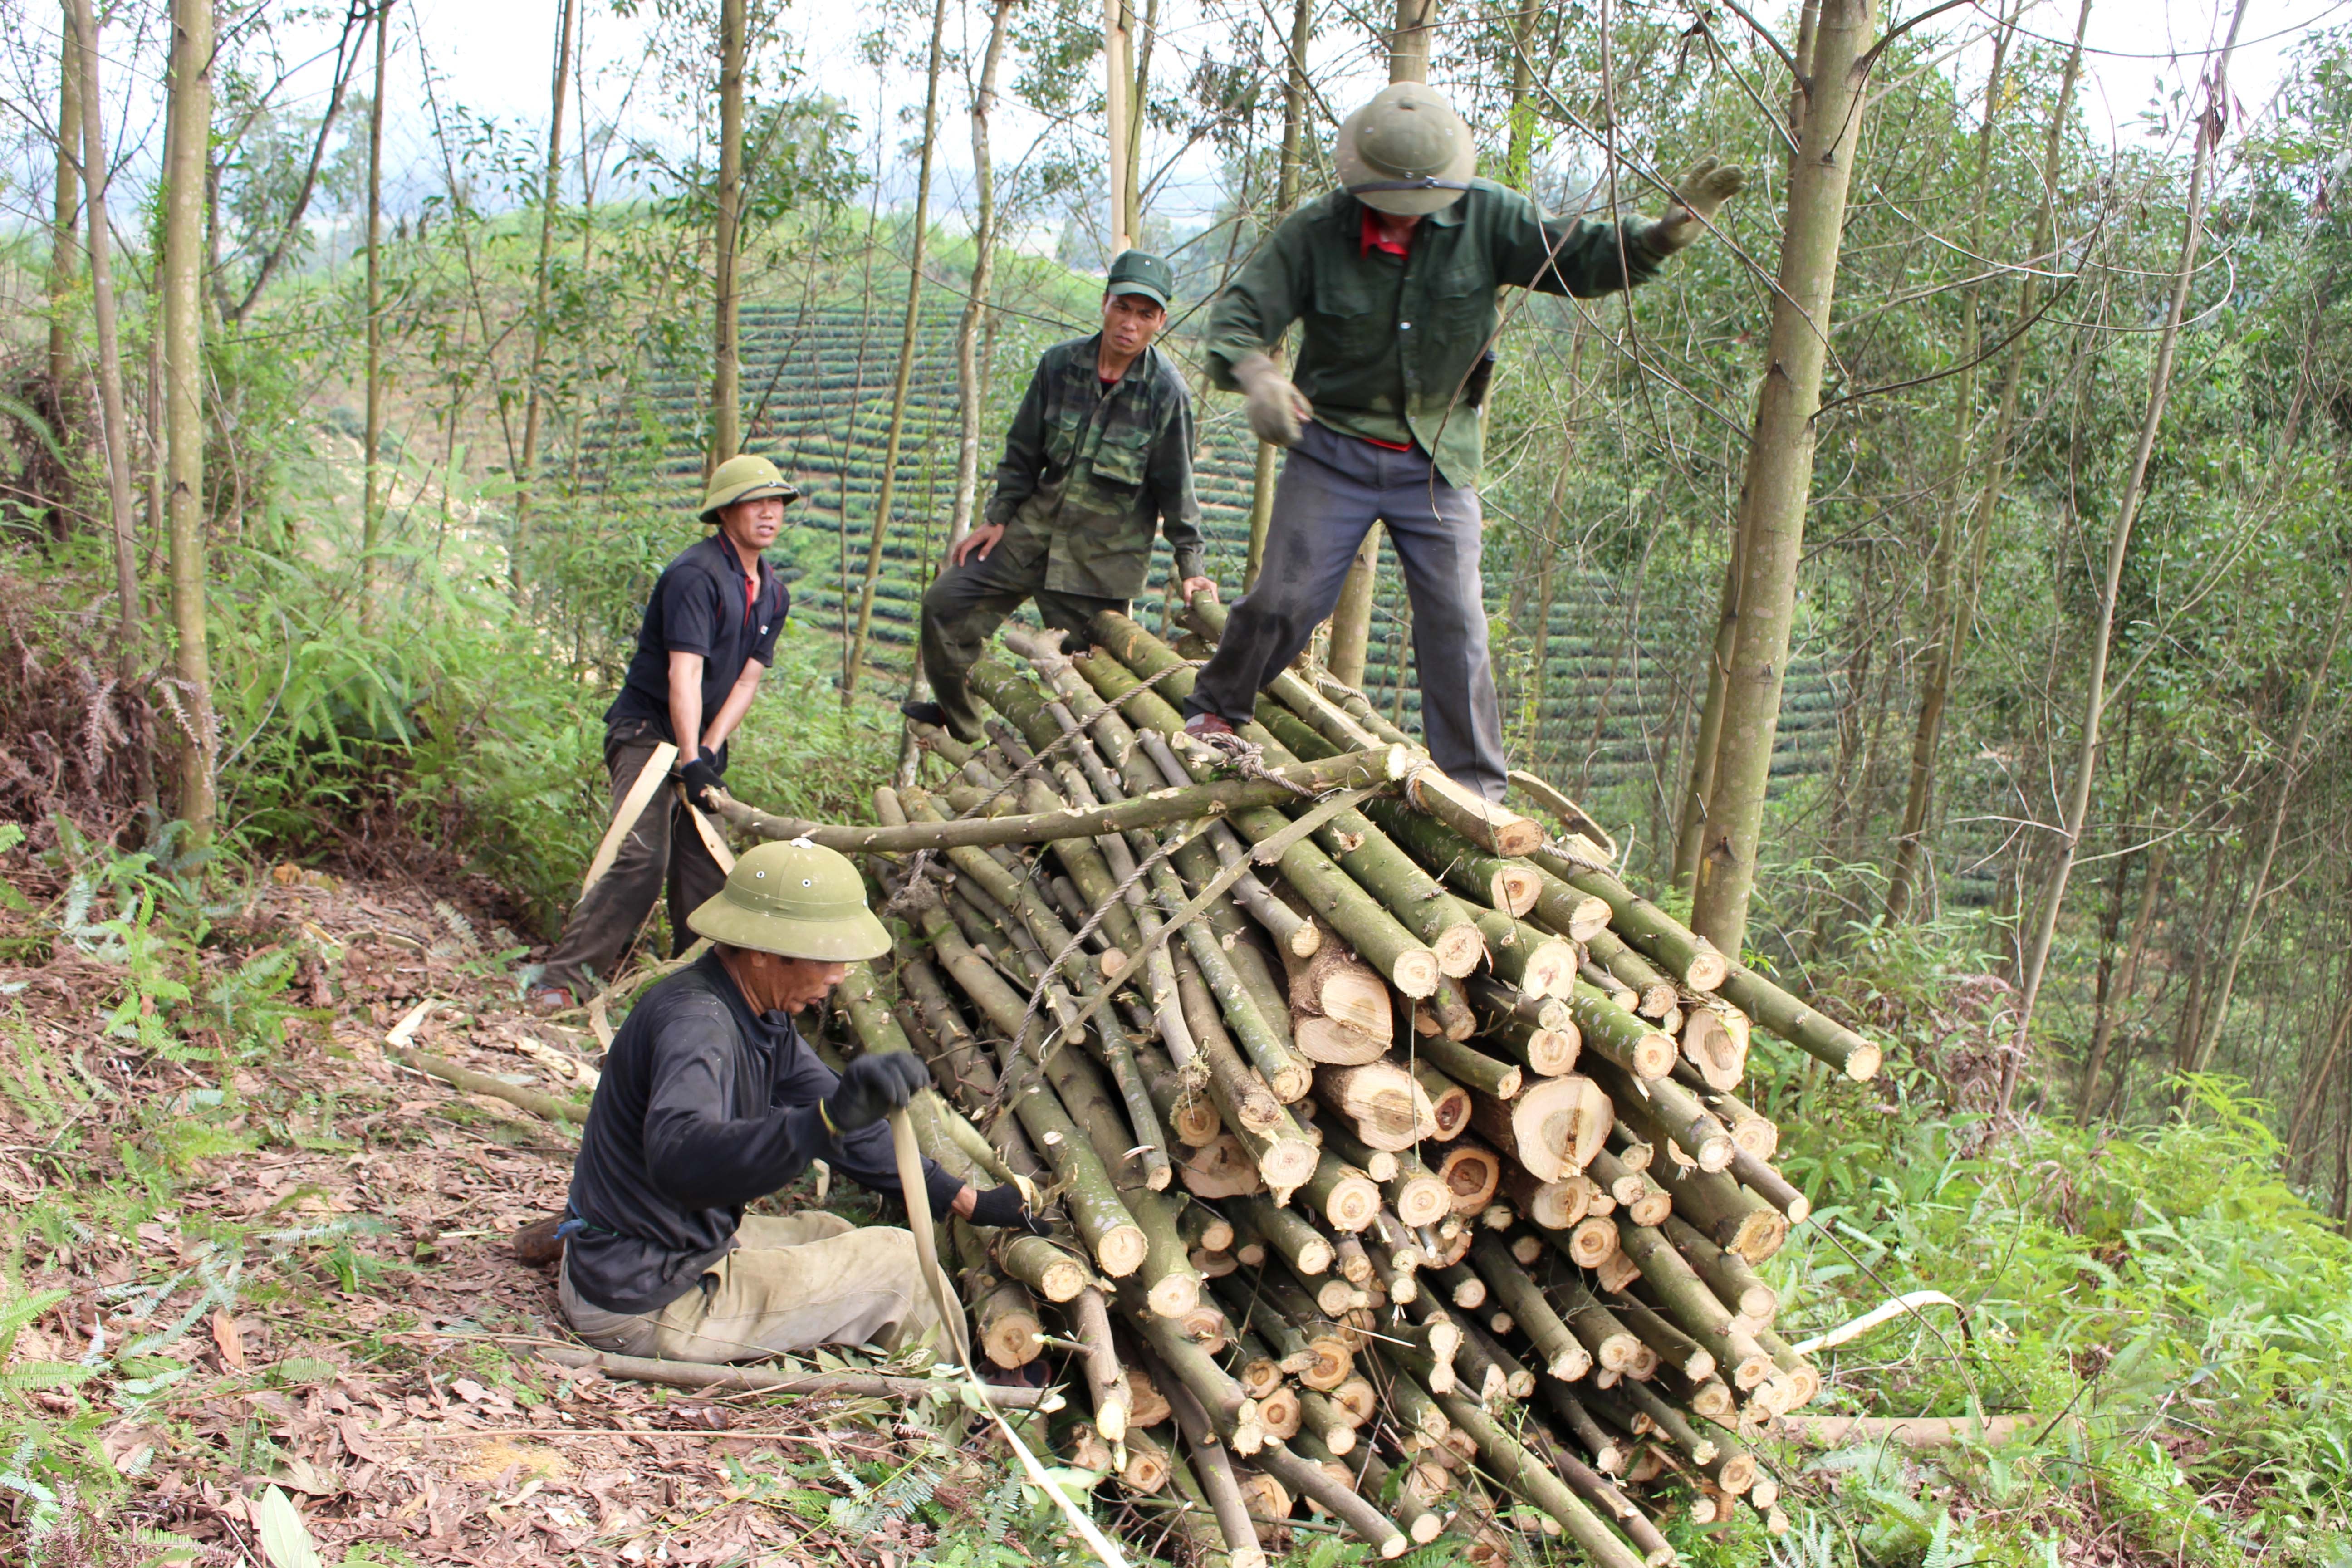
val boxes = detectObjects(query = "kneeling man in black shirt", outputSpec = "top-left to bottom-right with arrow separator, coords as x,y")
556,838 -> 1039,1362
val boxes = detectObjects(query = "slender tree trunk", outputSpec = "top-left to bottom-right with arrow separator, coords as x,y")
48,1 -> 81,543
1388,0 -> 1434,80
1684,0 -> 1878,958
842,0 -> 951,699
1887,0 -> 2089,920
162,0 -> 216,838
894,0 -> 1015,789
2002,0 -> 2252,1116
943,0 -> 1014,563
1321,0 -> 1440,679
711,0 -> 746,466
513,0 -> 578,583
1504,0 -> 1540,187
360,0 -> 393,631
2079,773 -> 2183,1120
1243,0 -> 1311,592
2193,589 -> 2352,1075
1104,0 -> 1133,252
2288,982 -> 2352,1168
1123,0 -> 1160,246
1674,0 -> 1823,892
69,0 -> 137,681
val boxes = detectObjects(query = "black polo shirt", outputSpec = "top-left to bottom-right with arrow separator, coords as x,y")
606,533 -> 789,755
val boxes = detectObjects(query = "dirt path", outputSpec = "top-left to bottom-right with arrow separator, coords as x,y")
0,863 -> 1009,1566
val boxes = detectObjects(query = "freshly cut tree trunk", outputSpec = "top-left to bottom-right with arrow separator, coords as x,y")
1436,1142 -> 1502,1217
1568,984 -> 1677,1079
1316,1062 -> 1438,1151
1679,1006 -> 1749,1092
1505,1166 -> 1595,1230
1299,1151 -> 1383,1232
1295,1016 -> 1392,1065
1287,942 -> 1394,1039
1411,1059 -> 1475,1138
1470,1076 -> 1610,1181
1468,1235 -> 1589,1381
1649,1157 -> 1789,1262
1415,1035 -> 1521,1102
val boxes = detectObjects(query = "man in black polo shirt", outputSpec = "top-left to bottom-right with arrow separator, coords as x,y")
530,454 -> 796,1013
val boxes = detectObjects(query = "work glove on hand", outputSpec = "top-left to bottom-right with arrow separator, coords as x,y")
678,752 -> 725,808
968,1184 -> 1051,1236
1231,352 -> 1313,448
821,1050 -> 930,1135
1642,156 -> 1748,255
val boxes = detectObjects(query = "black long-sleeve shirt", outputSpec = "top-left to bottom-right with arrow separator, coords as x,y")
561,950 -> 961,1314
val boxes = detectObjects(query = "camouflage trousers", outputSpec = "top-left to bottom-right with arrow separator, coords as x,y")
918,554 -> 1125,742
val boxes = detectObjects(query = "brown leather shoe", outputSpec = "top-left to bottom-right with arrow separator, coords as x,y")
527,985 -> 575,1016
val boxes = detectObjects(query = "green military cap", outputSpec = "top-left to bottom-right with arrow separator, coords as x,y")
699,452 -> 802,524
1106,249 -> 1176,309
1336,83 -> 1476,216
687,838 -> 892,962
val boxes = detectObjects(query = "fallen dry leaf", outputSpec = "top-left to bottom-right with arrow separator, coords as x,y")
211,1308 -> 246,1371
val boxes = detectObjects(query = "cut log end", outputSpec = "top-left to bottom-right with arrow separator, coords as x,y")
1096,1225 -> 1151,1278
1846,1041 -> 1885,1080
1388,949 -> 1442,999
1632,1030 -> 1680,1079
1147,1271 -> 1204,1320
1431,924 -> 1486,979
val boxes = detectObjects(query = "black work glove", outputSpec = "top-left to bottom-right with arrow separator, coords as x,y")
678,751 -> 725,808
968,1183 -> 1051,1235
820,1051 -> 930,1135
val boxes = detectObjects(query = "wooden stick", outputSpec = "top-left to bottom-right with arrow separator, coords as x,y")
530,1346 -> 1054,1408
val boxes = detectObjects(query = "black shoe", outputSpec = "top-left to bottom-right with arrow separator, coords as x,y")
901,700 -> 982,745
1057,629 -> 1095,657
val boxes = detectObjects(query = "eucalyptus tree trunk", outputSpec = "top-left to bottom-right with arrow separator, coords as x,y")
2077,772 -> 2183,1121
1104,0 -> 1132,252
1504,0 -> 1540,188
1674,0 -> 1822,891
842,0 -> 951,700
1325,0 -> 1438,686
1243,0 -> 1313,592
1886,0 -> 2090,921
48,1 -> 80,524
512,0 -> 578,584
69,0 -> 136,686
360,0 -> 393,631
1683,0 -> 1878,958
2193,563 -> 2352,1074
162,0 -> 216,838
2002,0 -> 2252,1116
1122,0 -> 1160,246
944,0 -> 1015,562
710,0 -> 746,467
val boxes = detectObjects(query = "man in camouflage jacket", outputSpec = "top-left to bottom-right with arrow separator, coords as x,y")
906,250 -> 1214,742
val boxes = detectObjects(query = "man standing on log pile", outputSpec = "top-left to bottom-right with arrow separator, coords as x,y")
529,455 -> 798,1014
903,249 -> 1217,743
554,839 -> 1044,1362
1179,84 -> 1746,802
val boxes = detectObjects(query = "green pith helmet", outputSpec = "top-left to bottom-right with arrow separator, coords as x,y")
1334,83 -> 1477,216
699,452 -> 802,524
1106,249 -> 1175,309
686,839 -> 891,961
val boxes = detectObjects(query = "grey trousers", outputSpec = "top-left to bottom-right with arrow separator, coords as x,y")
1184,422 -> 1509,801
537,722 -> 727,998
919,554 -> 1125,741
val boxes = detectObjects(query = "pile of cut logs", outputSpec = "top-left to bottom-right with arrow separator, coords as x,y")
713,601 -> 1884,1568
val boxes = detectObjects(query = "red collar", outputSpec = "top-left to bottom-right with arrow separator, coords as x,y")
1359,207 -> 1412,258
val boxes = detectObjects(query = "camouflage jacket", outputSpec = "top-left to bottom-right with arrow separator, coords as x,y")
982,335 -> 1204,598
1203,180 -> 1666,490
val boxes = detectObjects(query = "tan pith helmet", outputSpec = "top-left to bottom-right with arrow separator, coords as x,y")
1334,83 -> 1477,215
699,452 -> 802,524
686,839 -> 891,961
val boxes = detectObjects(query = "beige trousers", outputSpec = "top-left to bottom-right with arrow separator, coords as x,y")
559,1213 -> 950,1364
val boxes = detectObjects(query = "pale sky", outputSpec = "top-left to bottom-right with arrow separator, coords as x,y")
15,0 -> 2343,235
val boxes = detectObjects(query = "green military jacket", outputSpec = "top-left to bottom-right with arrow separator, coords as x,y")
982,335 -> 1205,598
1203,179 -> 1666,489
